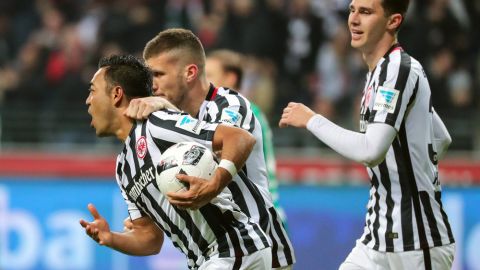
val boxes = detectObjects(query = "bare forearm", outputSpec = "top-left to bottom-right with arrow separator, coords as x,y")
107,229 -> 163,256
212,125 -> 255,191
220,131 -> 254,171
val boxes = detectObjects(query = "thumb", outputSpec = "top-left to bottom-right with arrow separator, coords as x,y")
175,173 -> 191,183
88,203 -> 101,220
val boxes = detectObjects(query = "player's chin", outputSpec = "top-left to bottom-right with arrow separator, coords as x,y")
350,40 -> 362,49
95,128 -> 109,137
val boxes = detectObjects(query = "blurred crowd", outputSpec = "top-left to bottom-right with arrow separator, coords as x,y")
0,0 -> 478,151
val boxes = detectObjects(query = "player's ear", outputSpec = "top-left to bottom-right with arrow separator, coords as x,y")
112,86 -> 124,106
387,13 -> 403,32
185,64 -> 199,83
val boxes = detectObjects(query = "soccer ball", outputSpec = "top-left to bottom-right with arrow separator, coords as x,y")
156,142 -> 217,195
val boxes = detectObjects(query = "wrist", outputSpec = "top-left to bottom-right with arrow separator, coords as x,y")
218,159 -> 237,177
306,114 -> 323,131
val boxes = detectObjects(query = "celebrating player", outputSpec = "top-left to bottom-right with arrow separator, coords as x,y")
279,0 -> 455,269
124,29 -> 295,269
81,54 -> 272,269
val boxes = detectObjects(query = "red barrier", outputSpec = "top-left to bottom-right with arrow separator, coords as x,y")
276,157 -> 480,185
0,152 -> 115,178
0,153 -> 479,184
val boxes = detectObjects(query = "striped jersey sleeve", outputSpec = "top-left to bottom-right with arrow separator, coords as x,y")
204,87 -> 256,133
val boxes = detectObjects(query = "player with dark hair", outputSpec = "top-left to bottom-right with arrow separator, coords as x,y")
124,29 -> 295,269
81,54 -> 272,269
279,0 -> 455,269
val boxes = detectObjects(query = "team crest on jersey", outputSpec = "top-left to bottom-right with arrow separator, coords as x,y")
373,86 -> 400,114
175,115 -> 202,135
136,136 -> 148,159
220,108 -> 242,126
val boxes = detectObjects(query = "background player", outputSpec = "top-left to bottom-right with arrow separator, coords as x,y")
205,49 -> 287,224
279,0 -> 455,269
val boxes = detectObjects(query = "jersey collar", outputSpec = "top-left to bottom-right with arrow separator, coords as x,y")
205,83 -> 219,101
383,43 -> 403,58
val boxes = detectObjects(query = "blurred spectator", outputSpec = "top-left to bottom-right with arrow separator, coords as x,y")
1,39 -> 47,142
312,22 -> 364,124
216,0 -> 288,67
241,55 -> 277,116
99,0 -> 165,55
0,0 -> 477,152
283,0 -> 323,77
448,68 -> 473,110
274,0 -> 324,121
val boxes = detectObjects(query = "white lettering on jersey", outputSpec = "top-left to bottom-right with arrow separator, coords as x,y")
128,166 -> 155,202
373,86 -> 400,114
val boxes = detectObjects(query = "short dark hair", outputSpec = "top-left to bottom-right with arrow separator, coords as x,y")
143,28 -> 205,69
208,49 -> 244,89
381,0 -> 409,17
98,55 -> 152,98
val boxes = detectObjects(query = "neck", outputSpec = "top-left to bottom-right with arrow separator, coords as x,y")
115,109 -> 135,142
181,77 -> 210,117
363,36 -> 398,71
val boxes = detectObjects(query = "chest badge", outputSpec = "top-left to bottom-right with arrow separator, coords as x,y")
136,136 -> 147,159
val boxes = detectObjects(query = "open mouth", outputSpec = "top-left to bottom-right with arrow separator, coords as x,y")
350,30 -> 363,40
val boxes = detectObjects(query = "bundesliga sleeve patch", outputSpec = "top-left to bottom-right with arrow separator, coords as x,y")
219,108 -> 243,126
175,115 -> 203,135
373,86 -> 400,114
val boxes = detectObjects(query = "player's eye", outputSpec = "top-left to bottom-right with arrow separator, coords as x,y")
359,8 -> 372,14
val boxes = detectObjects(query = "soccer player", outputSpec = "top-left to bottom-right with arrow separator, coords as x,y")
205,49 -> 287,224
279,0 -> 455,269
81,55 -> 272,269
124,29 -> 295,269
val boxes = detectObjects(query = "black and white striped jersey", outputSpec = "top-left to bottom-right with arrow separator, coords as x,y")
115,110 -> 270,269
197,85 -> 295,267
358,44 -> 455,252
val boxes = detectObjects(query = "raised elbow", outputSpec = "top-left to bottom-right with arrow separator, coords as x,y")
246,132 -> 256,150
237,128 -> 256,153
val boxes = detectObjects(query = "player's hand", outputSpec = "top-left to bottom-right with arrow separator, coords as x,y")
166,174 -> 218,210
123,217 -> 133,232
279,102 -> 316,128
79,203 -> 112,246
124,96 -> 179,120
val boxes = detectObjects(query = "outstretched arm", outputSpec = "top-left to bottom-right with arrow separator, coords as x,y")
124,96 -> 179,119
79,203 -> 164,256
279,102 -> 396,167
167,124 -> 255,209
